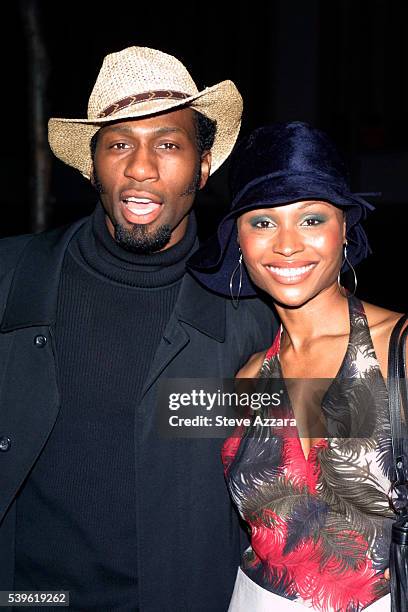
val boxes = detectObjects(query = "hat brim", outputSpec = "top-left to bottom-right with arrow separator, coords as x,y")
48,80 -> 242,179
228,173 -> 371,223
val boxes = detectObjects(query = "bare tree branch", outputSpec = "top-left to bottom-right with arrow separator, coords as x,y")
19,0 -> 51,233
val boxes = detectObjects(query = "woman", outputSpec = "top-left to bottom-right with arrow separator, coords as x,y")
188,122 -> 405,611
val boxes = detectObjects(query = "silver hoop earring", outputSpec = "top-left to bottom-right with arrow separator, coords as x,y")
337,243 -> 357,296
229,249 -> 243,308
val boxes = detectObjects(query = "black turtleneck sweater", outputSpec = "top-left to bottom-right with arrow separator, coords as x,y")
14,203 -> 198,611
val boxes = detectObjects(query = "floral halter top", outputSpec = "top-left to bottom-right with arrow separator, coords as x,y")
222,296 -> 395,611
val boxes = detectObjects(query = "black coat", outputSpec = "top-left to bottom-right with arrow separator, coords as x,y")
0,218 -> 277,612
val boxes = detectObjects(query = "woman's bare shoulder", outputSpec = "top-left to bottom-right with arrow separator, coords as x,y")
363,301 -> 404,335
236,350 -> 268,378
362,301 -> 406,376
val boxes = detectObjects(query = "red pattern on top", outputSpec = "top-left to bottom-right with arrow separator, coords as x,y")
265,326 -> 281,360
282,437 -> 328,493
223,296 -> 392,611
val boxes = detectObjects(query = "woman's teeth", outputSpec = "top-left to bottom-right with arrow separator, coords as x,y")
266,264 -> 315,278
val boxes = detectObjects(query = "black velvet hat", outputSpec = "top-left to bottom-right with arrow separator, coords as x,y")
188,121 -> 375,297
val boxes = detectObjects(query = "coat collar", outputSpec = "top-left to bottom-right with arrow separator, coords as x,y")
0,217 -> 226,341
172,272 -> 225,342
0,218 -> 87,332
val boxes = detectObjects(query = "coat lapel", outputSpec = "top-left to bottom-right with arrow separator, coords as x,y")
0,218 -> 87,332
0,325 -> 60,523
0,221 -> 88,522
141,273 -> 226,397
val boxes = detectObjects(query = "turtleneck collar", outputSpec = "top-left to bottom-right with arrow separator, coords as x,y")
69,202 -> 198,288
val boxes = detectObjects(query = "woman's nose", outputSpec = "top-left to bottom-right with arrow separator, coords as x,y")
272,227 -> 303,256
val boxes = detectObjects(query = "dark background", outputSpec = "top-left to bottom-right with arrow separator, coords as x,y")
2,0 -> 408,310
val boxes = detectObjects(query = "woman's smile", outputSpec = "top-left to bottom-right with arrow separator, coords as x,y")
263,261 -> 318,284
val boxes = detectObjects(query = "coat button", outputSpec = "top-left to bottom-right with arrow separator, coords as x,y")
34,335 -> 47,347
0,436 -> 11,452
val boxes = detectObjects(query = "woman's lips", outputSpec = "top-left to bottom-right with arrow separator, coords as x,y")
121,196 -> 162,225
264,262 -> 317,284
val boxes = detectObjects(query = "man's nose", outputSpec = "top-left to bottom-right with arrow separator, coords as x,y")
124,146 -> 159,182
272,227 -> 303,256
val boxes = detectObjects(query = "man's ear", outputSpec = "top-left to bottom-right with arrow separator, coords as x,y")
90,166 -> 96,188
198,151 -> 211,189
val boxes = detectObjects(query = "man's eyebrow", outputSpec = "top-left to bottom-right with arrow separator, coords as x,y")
154,127 -> 186,136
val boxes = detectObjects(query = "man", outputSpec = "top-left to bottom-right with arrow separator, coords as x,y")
0,47 -> 275,611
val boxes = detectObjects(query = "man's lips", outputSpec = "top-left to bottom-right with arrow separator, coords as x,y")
263,261 -> 318,283
120,192 -> 163,224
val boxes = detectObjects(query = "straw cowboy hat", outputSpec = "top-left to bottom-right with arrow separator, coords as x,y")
48,46 -> 243,179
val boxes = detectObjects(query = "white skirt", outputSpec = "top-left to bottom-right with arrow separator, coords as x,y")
228,567 -> 391,611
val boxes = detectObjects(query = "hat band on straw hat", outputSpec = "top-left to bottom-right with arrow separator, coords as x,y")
48,47 -> 243,178
98,90 -> 190,118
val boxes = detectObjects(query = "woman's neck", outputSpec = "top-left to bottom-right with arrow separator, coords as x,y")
274,283 -> 350,353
